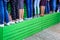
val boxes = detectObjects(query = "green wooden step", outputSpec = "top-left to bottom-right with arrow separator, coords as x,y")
0,13 -> 60,40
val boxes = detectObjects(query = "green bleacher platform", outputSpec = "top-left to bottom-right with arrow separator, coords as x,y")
0,12 -> 60,40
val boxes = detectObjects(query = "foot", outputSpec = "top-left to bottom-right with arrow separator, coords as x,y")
34,14 -> 37,18
40,14 -> 44,16
9,21 -> 15,24
0,24 -> 4,27
6,22 -> 10,26
19,19 -> 24,22
28,18 -> 32,20
25,17 -> 32,20
15,19 -> 19,23
37,14 -> 40,17
53,11 -> 55,13
15,20 -> 19,23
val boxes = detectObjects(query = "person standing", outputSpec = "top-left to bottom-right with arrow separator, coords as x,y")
57,0 -> 60,12
10,0 -> 19,23
0,0 -> 10,27
50,0 -> 57,13
18,0 -> 24,22
45,0 -> 50,14
40,0 -> 47,16
26,0 -> 33,19
34,0 -> 40,17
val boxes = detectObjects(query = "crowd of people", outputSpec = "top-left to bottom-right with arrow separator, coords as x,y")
0,0 -> 60,27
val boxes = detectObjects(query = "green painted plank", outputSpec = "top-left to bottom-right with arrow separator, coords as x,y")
0,13 -> 60,40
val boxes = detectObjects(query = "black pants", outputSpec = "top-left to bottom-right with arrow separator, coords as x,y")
10,0 -> 19,20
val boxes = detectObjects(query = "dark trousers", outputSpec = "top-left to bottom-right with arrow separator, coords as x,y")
10,0 -> 19,20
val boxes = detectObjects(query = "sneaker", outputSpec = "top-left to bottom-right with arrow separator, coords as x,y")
15,20 -> 19,23
15,19 -> 20,23
57,10 -> 59,12
34,15 -> 37,18
19,19 -> 24,22
6,22 -> 10,26
25,17 -> 32,20
9,21 -> 15,24
27,18 -> 32,20
0,24 -> 4,27
37,15 -> 40,17
34,14 -> 37,18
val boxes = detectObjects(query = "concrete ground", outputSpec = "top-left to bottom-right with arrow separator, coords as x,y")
24,23 -> 60,40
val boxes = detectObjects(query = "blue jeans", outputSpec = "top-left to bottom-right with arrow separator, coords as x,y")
50,0 -> 56,11
26,0 -> 33,18
0,0 -> 9,24
45,1 -> 50,13
34,0 -> 40,15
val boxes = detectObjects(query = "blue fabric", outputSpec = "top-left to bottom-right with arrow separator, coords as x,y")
26,0 -> 33,18
0,0 -> 9,24
45,1 -> 50,13
3,0 -> 8,2
0,1 -> 4,24
4,1 -> 9,23
50,0 -> 56,11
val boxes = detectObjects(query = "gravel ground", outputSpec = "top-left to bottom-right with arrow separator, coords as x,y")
24,23 -> 60,40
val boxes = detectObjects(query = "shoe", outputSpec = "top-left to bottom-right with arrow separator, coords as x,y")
9,21 -> 15,24
19,19 -> 24,22
6,22 -> 10,26
15,20 -> 19,23
34,15 -> 37,18
0,24 -> 4,27
57,10 -> 59,12
29,17 -> 32,19
34,14 -> 37,18
37,14 -> 40,17
27,18 -> 32,20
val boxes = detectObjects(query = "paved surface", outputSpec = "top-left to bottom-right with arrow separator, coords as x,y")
24,23 -> 60,40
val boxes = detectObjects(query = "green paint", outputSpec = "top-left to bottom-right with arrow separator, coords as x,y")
0,13 -> 60,40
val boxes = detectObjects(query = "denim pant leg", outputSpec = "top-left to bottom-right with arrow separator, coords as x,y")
34,0 -> 36,15
30,0 -> 33,17
26,0 -> 31,18
52,0 -> 56,11
37,0 -> 40,14
0,1 -> 4,24
45,1 -> 50,13
4,2 -> 9,23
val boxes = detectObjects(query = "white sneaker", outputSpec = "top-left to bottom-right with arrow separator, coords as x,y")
28,18 -> 32,20
6,22 -> 10,26
57,10 -> 59,12
9,21 -> 15,24
19,19 -> 24,22
34,15 -> 37,18
15,20 -> 19,23
0,24 -> 4,27
37,15 -> 40,17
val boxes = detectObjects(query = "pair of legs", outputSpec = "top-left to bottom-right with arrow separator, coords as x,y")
45,0 -> 50,14
0,0 -> 9,27
57,0 -> 60,12
34,0 -> 40,16
26,0 -> 33,18
40,0 -> 47,16
18,0 -> 24,20
50,0 -> 56,13
10,0 -> 19,22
